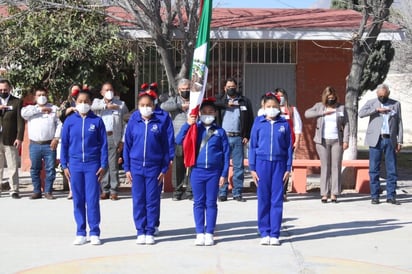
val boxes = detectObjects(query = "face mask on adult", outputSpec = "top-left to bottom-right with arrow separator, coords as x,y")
180,90 -> 190,100
104,90 -> 114,101
140,106 -> 153,117
378,96 -> 389,104
226,88 -> 237,97
76,103 -> 90,114
36,95 -> 47,105
279,96 -> 285,106
0,92 -> 9,99
265,108 -> 280,118
327,99 -> 337,106
200,115 -> 215,125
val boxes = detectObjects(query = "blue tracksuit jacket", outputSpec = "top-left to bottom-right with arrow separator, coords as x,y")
249,115 -> 293,172
60,111 -> 108,169
176,122 -> 230,178
123,110 -> 172,174
154,106 -> 175,162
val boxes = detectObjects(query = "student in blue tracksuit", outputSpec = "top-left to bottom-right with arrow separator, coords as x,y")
152,92 -> 174,235
123,92 -> 172,245
176,99 -> 230,246
249,94 -> 293,246
60,90 -> 108,246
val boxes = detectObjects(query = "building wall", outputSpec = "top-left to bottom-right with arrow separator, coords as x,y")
295,40 -> 353,160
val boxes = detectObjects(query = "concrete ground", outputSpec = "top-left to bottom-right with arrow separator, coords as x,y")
1,170 -> 412,274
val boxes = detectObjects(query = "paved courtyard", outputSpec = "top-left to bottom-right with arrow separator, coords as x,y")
1,170 -> 412,274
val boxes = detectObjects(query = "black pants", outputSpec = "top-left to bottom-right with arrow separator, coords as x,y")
172,145 -> 192,197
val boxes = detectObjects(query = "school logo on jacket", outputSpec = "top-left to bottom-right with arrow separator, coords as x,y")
279,125 -> 286,133
151,124 -> 159,133
88,124 -> 96,132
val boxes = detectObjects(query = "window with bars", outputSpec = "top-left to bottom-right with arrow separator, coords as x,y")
135,40 -> 297,95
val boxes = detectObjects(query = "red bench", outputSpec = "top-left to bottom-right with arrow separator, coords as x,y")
292,159 -> 370,194
228,159 -> 370,194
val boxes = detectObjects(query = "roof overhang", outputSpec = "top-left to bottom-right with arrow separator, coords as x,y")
122,28 -> 405,41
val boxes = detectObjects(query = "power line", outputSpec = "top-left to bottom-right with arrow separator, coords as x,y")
271,0 -> 298,8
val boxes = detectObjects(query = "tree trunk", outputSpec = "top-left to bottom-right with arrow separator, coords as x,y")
342,42 -> 369,188
155,38 -> 178,96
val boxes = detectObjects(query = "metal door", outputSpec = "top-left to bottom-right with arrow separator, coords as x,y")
244,64 -> 296,115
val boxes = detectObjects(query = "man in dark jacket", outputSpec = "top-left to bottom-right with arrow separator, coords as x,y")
0,79 -> 24,199
214,78 -> 254,202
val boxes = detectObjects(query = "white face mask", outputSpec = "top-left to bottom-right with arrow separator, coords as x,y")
279,97 -> 285,106
265,107 -> 280,118
200,115 -> 215,125
36,95 -> 47,105
139,106 -> 153,117
76,103 -> 91,114
104,90 -> 114,100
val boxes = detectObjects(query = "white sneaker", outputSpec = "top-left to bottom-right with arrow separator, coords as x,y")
270,237 -> 280,246
90,235 -> 101,245
73,236 -> 87,245
194,233 -> 205,246
136,235 -> 146,245
204,233 -> 214,246
154,227 -> 160,236
145,235 -> 155,245
260,236 -> 270,245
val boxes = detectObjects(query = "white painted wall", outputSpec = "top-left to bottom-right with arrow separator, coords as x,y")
357,73 -> 412,147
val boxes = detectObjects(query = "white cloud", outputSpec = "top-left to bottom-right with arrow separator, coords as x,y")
310,0 -> 331,8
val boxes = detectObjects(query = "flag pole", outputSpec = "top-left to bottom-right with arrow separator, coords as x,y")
183,0 -> 212,168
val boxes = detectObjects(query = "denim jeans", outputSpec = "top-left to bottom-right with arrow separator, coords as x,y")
29,143 -> 56,193
219,136 -> 244,198
369,137 -> 398,199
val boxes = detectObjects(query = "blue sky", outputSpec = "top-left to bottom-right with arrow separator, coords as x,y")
217,0 -> 331,9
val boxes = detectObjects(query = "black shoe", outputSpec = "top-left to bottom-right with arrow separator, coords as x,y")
11,193 -> 20,199
218,196 -> 227,202
386,198 -> 400,205
233,196 -> 246,202
371,198 -> 380,205
184,194 -> 193,201
1,181 -> 10,191
30,192 -> 42,200
100,192 -> 110,200
44,193 -> 56,200
172,195 -> 182,201
321,198 -> 328,203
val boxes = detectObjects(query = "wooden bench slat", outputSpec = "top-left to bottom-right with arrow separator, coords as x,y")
228,159 -> 370,194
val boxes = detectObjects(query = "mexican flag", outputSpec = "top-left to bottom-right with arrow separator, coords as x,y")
183,0 -> 212,167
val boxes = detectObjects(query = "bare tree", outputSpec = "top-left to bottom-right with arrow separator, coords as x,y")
35,0 -> 202,95
345,0 -> 393,164
390,0 -> 412,73
105,0 -> 201,95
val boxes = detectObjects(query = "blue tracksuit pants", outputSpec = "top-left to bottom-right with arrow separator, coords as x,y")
155,182 -> 163,228
256,159 -> 285,238
190,167 -> 220,234
131,165 -> 162,236
70,161 -> 101,237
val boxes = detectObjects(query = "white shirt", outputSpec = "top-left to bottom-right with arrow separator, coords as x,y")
280,106 -> 303,134
322,112 -> 339,139
91,98 -> 129,145
21,103 -> 61,141
0,94 -> 12,132
380,103 -> 390,134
